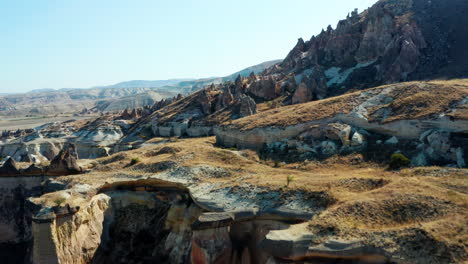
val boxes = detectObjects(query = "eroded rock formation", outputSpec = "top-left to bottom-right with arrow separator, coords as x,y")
46,144 -> 82,176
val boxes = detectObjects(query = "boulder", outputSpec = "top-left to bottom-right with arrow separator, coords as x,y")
324,123 -> 352,145
292,79 -> 314,104
321,141 -> 338,156
351,132 -> 365,146
260,226 -> 391,263
247,77 -> 276,100
426,130 -> 451,155
385,136 -> 399,145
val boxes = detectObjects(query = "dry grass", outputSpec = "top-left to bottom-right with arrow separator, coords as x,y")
227,80 -> 468,131
50,136 -> 467,262
374,82 -> 468,122
67,136 -> 467,205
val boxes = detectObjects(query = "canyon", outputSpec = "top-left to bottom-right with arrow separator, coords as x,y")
1,0 -> 468,263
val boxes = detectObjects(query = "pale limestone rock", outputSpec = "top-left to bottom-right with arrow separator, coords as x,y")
385,136 -> 399,145
351,132 -> 365,146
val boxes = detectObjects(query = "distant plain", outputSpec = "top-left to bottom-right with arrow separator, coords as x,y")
0,114 -> 98,130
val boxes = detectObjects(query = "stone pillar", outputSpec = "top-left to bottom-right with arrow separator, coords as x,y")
191,212 -> 234,264
31,217 -> 59,264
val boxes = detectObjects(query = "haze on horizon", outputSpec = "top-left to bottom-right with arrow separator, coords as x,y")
0,0 -> 377,93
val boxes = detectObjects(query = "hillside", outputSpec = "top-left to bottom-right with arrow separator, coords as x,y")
226,80 -> 468,131
0,87 -> 176,116
261,0 -> 468,100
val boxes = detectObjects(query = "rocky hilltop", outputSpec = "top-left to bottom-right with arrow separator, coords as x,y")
265,0 -> 468,100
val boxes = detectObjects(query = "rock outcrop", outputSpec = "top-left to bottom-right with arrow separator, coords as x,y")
26,176 -> 326,264
0,118 -> 128,162
46,144 -> 82,176
140,0 -> 468,137
0,157 -> 21,176
216,81 -> 468,167
238,95 -> 257,118
265,0 -> 468,100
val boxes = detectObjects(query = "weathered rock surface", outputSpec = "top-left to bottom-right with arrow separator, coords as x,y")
265,0 -> 468,98
0,175 -> 49,263
25,176 -> 323,264
215,82 -> 468,167
45,144 -> 82,176
260,224 -> 391,263
0,118 -> 126,162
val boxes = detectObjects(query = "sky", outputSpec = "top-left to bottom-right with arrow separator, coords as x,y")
0,0 -> 377,93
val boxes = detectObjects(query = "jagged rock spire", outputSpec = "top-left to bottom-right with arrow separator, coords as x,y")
0,157 -> 21,176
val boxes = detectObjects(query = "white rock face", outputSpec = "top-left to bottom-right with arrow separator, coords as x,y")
385,136 -> 399,145
0,120 -> 126,162
351,132 -> 365,146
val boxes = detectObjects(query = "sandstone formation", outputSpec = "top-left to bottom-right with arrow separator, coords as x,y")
0,118 -> 128,162
265,0 -> 468,99
45,144 -> 82,176
215,81 -> 468,167
25,177 -> 325,264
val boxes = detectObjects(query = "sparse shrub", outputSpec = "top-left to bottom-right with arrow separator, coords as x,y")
53,198 -> 66,206
239,149 -> 260,162
266,100 -> 284,109
388,153 -> 410,170
286,175 -> 295,187
130,157 -> 141,166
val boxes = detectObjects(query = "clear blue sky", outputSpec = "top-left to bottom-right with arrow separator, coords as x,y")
0,0 -> 377,93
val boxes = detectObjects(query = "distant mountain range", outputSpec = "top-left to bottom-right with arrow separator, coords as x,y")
163,59 -> 282,93
92,79 -> 196,90
0,60 -> 281,116
23,60 -> 281,95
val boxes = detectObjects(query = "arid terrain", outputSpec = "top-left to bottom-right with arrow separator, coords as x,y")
0,0 -> 467,263
0,115 -> 98,130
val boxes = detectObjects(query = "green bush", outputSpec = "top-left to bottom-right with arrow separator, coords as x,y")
53,198 -> 66,206
130,157 -> 141,166
388,153 -> 410,170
